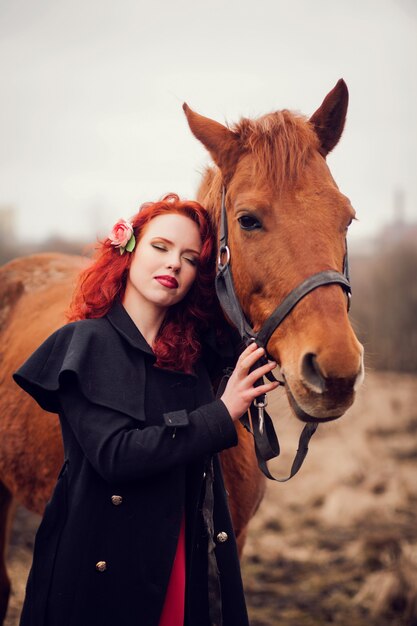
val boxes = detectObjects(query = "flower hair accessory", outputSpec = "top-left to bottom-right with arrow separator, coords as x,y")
108,219 -> 136,255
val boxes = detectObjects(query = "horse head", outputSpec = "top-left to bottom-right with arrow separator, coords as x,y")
184,80 -> 364,423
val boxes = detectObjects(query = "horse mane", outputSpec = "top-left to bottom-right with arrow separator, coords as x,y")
231,109 -> 319,189
197,109 -> 319,219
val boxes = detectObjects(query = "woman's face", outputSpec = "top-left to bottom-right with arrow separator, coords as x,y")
124,213 -> 202,313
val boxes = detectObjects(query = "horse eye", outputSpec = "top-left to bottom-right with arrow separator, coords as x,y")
238,215 -> 262,231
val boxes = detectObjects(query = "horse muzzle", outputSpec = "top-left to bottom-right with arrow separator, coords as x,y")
282,348 -> 364,423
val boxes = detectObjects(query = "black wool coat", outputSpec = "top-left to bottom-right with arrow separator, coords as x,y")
13,300 -> 249,626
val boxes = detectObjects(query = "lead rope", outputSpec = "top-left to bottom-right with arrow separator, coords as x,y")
219,363 -> 318,483
243,397 -> 318,482
244,349 -> 319,483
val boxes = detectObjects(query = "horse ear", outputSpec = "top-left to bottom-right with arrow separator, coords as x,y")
183,103 -> 240,179
309,79 -> 349,156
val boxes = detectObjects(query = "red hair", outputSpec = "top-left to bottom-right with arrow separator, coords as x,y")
67,194 -> 218,373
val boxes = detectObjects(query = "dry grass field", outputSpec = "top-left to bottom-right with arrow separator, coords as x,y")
4,371 -> 417,625
243,371 -> 417,625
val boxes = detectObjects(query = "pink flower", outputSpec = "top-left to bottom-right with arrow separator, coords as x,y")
109,219 -> 134,249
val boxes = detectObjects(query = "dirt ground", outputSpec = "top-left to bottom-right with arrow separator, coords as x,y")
4,371 -> 417,626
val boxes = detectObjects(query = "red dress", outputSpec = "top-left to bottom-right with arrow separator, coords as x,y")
158,515 -> 186,626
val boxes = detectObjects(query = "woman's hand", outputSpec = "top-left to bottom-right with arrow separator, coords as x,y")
220,343 -> 280,421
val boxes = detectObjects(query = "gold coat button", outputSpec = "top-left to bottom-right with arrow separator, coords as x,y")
111,495 -> 123,506
216,531 -> 228,543
96,561 -> 107,572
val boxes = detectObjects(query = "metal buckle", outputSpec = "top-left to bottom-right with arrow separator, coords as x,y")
217,245 -> 231,270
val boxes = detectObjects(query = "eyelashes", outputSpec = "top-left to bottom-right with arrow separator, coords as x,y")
151,243 -> 197,266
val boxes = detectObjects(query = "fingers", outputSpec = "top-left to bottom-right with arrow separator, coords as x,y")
247,360 -> 277,385
238,344 -> 279,398
237,342 -> 259,366
237,343 -> 268,374
251,380 -> 280,398
221,344 -> 281,421
237,344 -> 277,381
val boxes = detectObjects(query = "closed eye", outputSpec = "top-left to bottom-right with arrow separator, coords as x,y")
183,255 -> 197,266
151,243 -> 167,251
152,242 -> 198,266
237,215 -> 262,231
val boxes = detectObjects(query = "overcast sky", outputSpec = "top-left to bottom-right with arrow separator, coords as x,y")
0,0 -> 416,244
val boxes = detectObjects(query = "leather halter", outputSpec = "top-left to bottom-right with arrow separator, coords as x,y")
215,187 -> 352,482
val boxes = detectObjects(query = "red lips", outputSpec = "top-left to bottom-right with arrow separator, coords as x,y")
155,275 -> 179,289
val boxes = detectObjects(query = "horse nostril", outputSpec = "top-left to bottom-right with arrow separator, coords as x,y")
301,352 -> 327,394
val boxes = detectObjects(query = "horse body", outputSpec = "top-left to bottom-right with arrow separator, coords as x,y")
0,254 -> 86,622
0,254 -> 88,511
0,81 -> 363,622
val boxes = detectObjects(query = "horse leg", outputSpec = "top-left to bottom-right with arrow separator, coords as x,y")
0,482 -> 12,625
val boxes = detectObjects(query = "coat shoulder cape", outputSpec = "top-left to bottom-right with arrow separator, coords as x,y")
13,317 -> 147,421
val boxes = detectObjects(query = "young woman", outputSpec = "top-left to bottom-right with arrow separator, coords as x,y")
13,194 -> 279,626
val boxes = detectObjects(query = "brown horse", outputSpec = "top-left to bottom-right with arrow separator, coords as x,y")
0,79 -> 363,623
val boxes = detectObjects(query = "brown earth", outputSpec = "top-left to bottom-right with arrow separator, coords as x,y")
5,371 -> 417,626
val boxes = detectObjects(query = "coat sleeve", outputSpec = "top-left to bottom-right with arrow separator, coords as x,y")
59,374 -> 238,483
